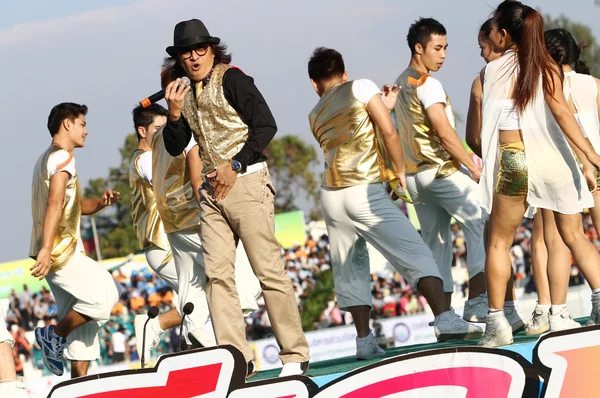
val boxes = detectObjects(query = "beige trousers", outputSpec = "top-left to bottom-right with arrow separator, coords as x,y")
200,168 -> 309,364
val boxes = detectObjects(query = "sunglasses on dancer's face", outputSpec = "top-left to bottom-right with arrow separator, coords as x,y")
180,45 -> 209,60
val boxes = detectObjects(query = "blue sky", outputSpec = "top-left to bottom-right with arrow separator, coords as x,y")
0,1 -> 137,29
0,0 -> 599,263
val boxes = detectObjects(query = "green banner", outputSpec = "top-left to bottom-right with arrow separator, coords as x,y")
274,210 -> 306,249
0,258 -> 49,299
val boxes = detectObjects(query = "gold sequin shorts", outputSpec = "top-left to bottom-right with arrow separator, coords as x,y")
495,141 -> 528,196
575,157 -> 600,187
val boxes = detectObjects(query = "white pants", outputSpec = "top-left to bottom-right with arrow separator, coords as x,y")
167,229 -> 261,333
46,252 -> 121,361
320,183 -> 442,310
406,168 -> 486,292
0,312 -> 14,347
166,230 -> 211,334
144,246 -> 180,311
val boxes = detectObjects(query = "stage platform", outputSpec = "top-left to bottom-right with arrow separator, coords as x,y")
48,318 -> 600,398
254,318 -> 550,384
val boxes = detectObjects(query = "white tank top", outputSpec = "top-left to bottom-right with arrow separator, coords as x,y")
498,100 -> 521,130
479,51 -> 593,216
563,70 -> 600,149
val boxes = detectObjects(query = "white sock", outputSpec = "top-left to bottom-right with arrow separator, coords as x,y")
488,308 -> 504,317
150,317 -> 165,334
0,380 -> 19,393
592,290 -> 600,302
551,304 -> 566,315
592,288 -> 600,294
537,303 -> 551,312
504,301 -> 516,308
357,332 -> 373,341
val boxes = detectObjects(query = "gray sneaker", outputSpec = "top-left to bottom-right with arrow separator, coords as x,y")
525,305 -> 549,336
478,313 -> 513,348
504,306 -> 527,334
463,294 -> 488,323
356,332 -> 385,360
434,310 -> 484,342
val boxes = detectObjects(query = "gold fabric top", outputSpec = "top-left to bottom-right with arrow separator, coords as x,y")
152,128 -> 200,233
29,146 -> 82,273
393,68 -> 459,178
129,149 -> 170,251
309,81 -> 394,188
181,63 -> 248,175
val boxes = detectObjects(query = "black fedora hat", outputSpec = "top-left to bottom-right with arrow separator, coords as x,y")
166,19 -> 220,56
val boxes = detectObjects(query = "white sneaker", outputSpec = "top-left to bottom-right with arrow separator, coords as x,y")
504,306 -> 527,334
478,313 -> 513,348
549,307 -> 581,332
0,377 -> 30,398
463,294 -> 488,323
188,328 -> 217,348
134,315 -> 162,368
525,305 -> 550,336
34,325 -> 67,376
278,361 -> 309,377
356,333 -> 385,360
434,310 -> 484,342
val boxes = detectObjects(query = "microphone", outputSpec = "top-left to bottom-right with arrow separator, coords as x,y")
178,302 -> 195,352
140,306 -> 160,369
140,77 -> 191,108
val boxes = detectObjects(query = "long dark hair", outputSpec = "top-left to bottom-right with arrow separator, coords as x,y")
494,0 -> 559,112
479,18 -> 493,41
161,43 -> 232,87
544,28 -> 590,75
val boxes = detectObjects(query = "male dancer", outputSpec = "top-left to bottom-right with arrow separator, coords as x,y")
131,103 -> 260,366
161,19 -> 309,377
308,47 -> 483,359
393,18 -> 524,330
30,103 -> 121,377
1,312 -> 29,397
130,103 -> 215,366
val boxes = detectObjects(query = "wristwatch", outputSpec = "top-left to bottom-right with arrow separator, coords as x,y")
231,159 -> 243,173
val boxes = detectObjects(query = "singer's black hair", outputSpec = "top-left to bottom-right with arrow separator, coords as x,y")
132,103 -> 168,140
47,102 -> 88,137
163,43 -> 232,83
308,47 -> 345,83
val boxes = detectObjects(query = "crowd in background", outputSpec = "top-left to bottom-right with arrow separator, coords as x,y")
4,213 -> 596,374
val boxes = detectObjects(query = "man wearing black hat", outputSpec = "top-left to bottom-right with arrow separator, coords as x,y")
161,19 -> 310,378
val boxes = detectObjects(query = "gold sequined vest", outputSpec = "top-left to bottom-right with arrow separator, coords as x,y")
29,146 -> 82,273
309,81 -> 395,188
129,149 -> 170,251
152,128 -> 200,233
181,63 -> 248,175
393,68 -> 459,178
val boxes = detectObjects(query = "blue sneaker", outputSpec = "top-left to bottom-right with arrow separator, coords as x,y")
35,325 -> 67,376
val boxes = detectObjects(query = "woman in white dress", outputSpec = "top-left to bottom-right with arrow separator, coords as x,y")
525,28 -> 600,336
478,0 -> 600,348
465,18 -> 527,335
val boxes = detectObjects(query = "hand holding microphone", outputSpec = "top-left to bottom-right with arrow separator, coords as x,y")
164,77 -> 192,121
